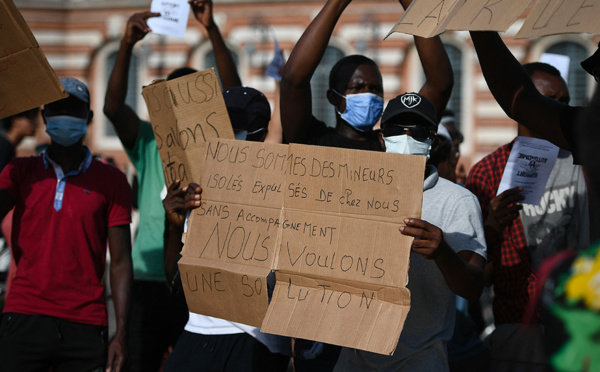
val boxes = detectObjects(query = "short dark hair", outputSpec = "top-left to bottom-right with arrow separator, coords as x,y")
523,62 -> 561,78
1,107 -> 40,132
167,67 -> 198,81
329,55 -> 378,92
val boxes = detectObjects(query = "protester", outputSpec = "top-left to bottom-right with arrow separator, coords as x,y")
280,0 -> 453,149
469,31 -> 600,242
279,0 -> 453,367
428,124 -> 491,372
103,0 -> 250,368
0,78 -> 132,372
465,62 -> 589,371
162,85 -> 290,372
332,92 -> 486,371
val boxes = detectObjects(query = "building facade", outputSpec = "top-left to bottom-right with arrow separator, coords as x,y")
13,0 -> 600,172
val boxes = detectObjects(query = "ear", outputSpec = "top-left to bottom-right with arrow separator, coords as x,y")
378,131 -> 386,151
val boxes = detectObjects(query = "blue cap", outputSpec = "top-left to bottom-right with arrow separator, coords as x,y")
60,77 -> 90,105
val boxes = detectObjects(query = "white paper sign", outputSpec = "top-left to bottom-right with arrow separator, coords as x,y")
147,0 -> 190,39
497,136 -> 560,206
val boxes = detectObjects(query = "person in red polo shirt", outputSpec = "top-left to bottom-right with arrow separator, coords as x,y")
0,78 -> 133,372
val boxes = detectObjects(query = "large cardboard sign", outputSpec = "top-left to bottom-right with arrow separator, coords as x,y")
0,0 -> 67,119
181,138 -> 426,355
141,68 -> 235,186
388,0 -> 600,38
387,0 -> 465,38
516,0 -> 600,39
446,0 -> 530,32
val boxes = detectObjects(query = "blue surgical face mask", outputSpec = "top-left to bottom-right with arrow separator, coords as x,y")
333,90 -> 383,132
383,134 -> 432,159
45,115 -> 88,147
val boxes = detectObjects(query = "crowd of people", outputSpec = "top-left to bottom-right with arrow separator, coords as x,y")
0,0 -> 598,371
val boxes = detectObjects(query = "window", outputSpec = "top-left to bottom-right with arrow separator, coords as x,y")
311,46 -> 345,127
545,41 -> 589,106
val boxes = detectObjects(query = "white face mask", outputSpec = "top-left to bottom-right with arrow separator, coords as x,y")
383,134 -> 432,159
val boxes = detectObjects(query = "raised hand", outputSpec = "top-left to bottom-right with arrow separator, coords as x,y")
123,11 -> 161,46
189,0 -> 215,29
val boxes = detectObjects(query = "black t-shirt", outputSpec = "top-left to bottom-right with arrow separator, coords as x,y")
303,116 -> 382,151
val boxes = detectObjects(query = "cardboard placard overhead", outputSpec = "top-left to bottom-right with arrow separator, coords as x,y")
181,138 -> 426,355
516,0 -> 600,39
0,0 -> 67,119
387,0 -> 466,38
141,68 -> 235,186
446,0 -> 530,32
387,0 -> 600,38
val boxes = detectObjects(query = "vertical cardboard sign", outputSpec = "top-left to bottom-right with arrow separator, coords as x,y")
263,144 -> 424,355
386,0 -> 466,38
516,0 -> 600,38
0,0 -> 67,119
142,68 -> 234,186
446,0 -> 530,31
181,140 -> 289,327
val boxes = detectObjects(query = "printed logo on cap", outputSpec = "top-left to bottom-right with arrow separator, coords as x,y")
401,93 -> 421,108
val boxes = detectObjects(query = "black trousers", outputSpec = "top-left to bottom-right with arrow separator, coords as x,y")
0,313 -> 107,372
123,280 -> 188,372
163,331 -> 290,372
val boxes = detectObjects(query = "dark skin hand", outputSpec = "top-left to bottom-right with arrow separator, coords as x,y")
482,186 -> 524,285
485,187 -> 524,234
163,180 -> 203,282
400,218 -> 486,301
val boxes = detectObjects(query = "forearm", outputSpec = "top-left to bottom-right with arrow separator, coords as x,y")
110,254 -> 133,341
164,223 -> 184,283
400,0 -> 452,119
206,23 -> 242,88
433,244 -> 484,301
104,41 -> 135,119
415,34 -> 453,120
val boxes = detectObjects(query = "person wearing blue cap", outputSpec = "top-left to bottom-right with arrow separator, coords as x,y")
0,78 -> 133,372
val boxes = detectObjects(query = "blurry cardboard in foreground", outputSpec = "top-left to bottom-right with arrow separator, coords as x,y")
0,0 -> 67,119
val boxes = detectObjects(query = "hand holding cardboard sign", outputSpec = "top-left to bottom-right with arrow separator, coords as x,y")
189,0 -> 215,30
163,180 -> 204,227
123,11 -> 161,46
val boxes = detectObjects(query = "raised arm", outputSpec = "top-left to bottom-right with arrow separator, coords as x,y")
190,0 -> 242,89
280,0 -> 351,143
470,31 -> 572,149
106,224 -> 133,372
103,11 -> 159,150
400,0 -> 453,120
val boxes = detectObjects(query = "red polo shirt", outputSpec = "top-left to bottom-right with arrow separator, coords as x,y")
0,151 -> 131,326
